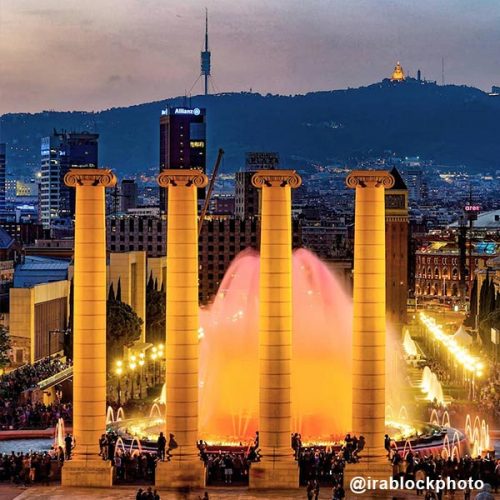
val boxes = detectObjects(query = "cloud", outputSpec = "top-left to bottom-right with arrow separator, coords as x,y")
0,0 -> 499,113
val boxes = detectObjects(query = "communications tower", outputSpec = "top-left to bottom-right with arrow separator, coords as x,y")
201,9 -> 211,95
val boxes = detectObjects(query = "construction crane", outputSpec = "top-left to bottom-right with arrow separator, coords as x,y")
199,148 -> 224,236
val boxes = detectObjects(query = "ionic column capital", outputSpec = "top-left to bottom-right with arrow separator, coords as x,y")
251,170 -> 302,189
158,169 -> 208,188
346,170 -> 394,189
64,168 -> 117,188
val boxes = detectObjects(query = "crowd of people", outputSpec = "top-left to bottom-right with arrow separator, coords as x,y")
99,432 -> 159,483
135,487 -> 160,500
391,451 -> 500,494
0,356 -> 71,403
0,356 -> 72,430
203,451 -> 250,485
0,401 -> 72,430
298,447 -> 345,487
0,449 -> 65,484
477,365 -> 500,422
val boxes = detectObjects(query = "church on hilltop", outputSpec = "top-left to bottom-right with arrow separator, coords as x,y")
391,61 -> 406,81
384,61 -> 436,86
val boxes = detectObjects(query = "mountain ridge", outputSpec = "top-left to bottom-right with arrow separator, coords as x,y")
2,80 -> 500,176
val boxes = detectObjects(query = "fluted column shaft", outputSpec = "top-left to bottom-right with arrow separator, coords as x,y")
347,171 -> 394,456
159,169 -> 208,461
66,168 -> 116,459
253,170 -> 301,460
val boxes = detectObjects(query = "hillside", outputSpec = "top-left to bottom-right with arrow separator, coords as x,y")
1,80 -> 500,177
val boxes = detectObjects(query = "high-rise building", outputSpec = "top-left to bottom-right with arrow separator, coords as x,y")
0,144 -> 6,216
106,213 -> 302,304
40,131 -> 98,229
120,179 -> 138,212
235,153 -> 279,219
159,107 -> 206,210
385,167 -> 409,327
401,158 -> 423,203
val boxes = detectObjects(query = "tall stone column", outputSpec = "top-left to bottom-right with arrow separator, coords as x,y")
249,170 -> 301,489
156,169 -> 208,488
62,168 -> 116,487
346,170 -> 394,463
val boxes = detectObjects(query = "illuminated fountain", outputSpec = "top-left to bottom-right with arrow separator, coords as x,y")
54,418 -> 65,449
106,406 -> 125,425
199,247 -> 352,442
420,366 -> 446,406
116,248 -> 352,444
402,330 -> 418,358
465,414 -> 491,456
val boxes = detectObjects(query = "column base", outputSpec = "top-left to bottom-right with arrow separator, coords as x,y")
155,459 -> 206,488
249,459 -> 299,489
61,459 -> 113,487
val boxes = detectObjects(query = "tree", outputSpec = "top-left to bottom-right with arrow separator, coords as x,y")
479,308 -> 500,354
479,275 -> 489,320
116,278 -> 122,302
106,297 -> 142,369
488,281 -> 496,314
464,278 -> 478,327
147,272 -> 154,291
146,286 -> 166,344
108,283 -> 116,302
0,325 -> 11,371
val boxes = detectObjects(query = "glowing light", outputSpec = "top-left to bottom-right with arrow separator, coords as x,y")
419,313 -> 484,376
198,327 -> 205,339
403,329 -> 418,357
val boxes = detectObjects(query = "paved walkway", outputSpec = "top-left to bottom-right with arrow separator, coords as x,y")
1,485 -> 481,500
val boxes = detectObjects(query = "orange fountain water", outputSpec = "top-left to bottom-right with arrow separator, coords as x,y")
199,248 -> 352,443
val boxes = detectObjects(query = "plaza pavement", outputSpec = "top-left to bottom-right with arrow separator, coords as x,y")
1,485 -> 490,500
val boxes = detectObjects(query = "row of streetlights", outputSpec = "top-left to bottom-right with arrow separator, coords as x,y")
114,343 -> 164,406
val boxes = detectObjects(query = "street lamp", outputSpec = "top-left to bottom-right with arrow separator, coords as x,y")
151,350 -> 158,386
115,360 -> 123,406
157,344 -> 165,384
138,358 -> 145,397
128,359 -> 137,399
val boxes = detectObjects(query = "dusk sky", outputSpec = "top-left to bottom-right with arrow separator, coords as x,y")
0,0 -> 499,114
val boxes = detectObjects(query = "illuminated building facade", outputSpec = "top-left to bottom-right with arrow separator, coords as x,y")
415,241 -> 497,301
40,132 -> 99,230
159,107 -> 206,209
391,61 -> 405,81
385,167 -> 409,327
107,214 -> 301,303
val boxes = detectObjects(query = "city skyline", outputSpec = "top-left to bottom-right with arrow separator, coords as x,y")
0,0 -> 499,114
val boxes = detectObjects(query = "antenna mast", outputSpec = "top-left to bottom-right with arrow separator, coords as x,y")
201,8 -> 211,96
